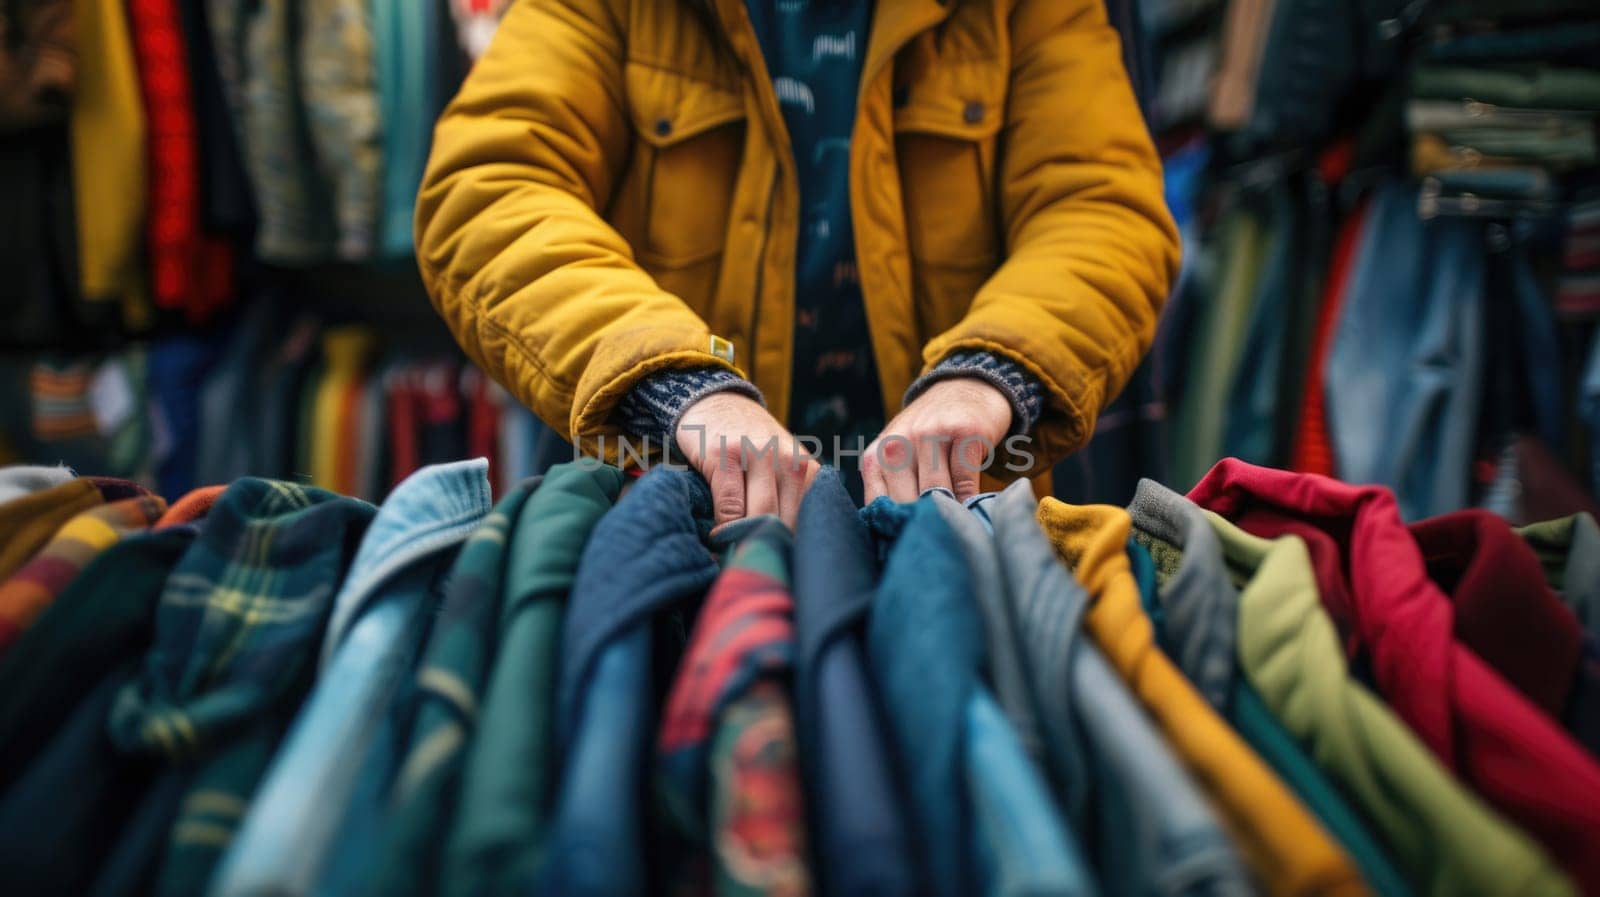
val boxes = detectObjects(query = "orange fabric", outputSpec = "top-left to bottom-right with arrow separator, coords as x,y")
0,479 -> 104,581
336,374 -> 368,497
1037,499 -> 1368,897
155,484 -> 226,527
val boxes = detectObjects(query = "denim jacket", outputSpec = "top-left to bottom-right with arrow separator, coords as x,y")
211,460 -> 493,897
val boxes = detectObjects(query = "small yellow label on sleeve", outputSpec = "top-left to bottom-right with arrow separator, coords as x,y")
709,335 -> 736,363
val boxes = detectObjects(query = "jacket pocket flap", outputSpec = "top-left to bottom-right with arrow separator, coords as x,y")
893,62 -> 1004,140
626,62 -> 747,148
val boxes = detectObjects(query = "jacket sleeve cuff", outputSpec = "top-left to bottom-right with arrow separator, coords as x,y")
615,367 -> 765,447
902,350 -> 1046,436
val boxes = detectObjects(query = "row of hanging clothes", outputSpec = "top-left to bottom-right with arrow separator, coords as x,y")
0,295 -> 562,503
0,0 -> 510,346
0,454 -> 1597,896
1134,0 -> 1600,523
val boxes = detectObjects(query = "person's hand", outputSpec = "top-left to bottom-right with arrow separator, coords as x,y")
864,377 -> 1012,503
676,391 -> 820,528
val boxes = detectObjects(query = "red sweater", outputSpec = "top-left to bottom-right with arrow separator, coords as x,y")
1191,459 -> 1600,893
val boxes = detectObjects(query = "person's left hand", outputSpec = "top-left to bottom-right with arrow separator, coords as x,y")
863,377 -> 1012,503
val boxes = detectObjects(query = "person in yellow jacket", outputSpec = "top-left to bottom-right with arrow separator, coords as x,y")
416,0 -> 1178,524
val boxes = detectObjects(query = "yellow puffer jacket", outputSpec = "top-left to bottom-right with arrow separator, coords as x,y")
416,0 -> 1179,477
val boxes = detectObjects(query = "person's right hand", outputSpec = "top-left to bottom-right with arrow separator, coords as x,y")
675,391 -> 820,529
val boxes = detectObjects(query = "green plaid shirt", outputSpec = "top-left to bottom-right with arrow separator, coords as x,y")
367,477 -> 542,897
105,478 -> 376,897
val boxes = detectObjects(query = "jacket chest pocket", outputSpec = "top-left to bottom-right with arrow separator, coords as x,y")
622,62 -> 747,270
894,75 -> 1004,270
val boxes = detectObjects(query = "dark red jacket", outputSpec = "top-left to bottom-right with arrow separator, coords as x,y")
1190,459 -> 1600,893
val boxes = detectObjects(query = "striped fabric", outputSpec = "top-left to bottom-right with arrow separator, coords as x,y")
0,494 -> 167,652
29,361 -> 99,441
0,478 -> 105,581
656,518 -> 808,896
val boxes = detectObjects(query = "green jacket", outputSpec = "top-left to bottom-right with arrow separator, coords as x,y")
442,464 -> 625,897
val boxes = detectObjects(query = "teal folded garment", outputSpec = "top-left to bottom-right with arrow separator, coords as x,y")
1413,64 -> 1600,111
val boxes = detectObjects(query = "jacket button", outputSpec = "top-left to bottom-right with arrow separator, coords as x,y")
963,101 -> 984,124
654,118 -> 672,137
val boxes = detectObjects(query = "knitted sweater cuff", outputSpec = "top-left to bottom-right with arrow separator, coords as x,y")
615,367 -> 765,447
902,350 -> 1045,436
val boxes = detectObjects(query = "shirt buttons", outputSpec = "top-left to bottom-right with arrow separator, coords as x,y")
963,101 -> 984,124
654,118 -> 672,137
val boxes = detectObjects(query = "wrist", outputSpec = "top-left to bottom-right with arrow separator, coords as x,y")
916,377 -> 1012,440
616,367 -> 763,450
903,350 -> 1044,436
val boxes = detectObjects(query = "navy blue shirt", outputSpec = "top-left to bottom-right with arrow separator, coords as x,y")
746,0 -> 885,453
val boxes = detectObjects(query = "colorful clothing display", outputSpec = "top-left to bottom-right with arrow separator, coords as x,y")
1191,459 -> 1600,892
0,456 -> 1591,896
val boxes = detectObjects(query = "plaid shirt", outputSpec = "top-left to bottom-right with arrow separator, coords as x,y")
104,478 -> 375,897
367,478 -> 541,897
0,494 -> 168,653
657,517 -> 808,897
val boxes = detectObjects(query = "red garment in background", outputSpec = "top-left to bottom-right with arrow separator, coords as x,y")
466,372 -> 500,492
1290,198 -> 1368,476
388,372 -> 420,490
1411,510 -> 1584,719
125,0 -> 233,322
1189,458 -> 1600,892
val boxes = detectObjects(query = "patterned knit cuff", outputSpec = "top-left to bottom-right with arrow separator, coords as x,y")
902,350 -> 1046,436
615,367 -> 765,447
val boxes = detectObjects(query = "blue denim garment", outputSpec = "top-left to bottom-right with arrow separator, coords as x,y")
1583,331 -> 1600,500
965,689 -> 1095,897
934,490 -> 1045,764
211,460 -> 494,897
195,298 -> 284,486
988,480 -> 1252,897
148,331 -> 225,498
1127,478 -> 1413,897
541,467 -> 719,896
791,466 -> 919,897
1507,241 -> 1567,452
1328,181 -> 1486,520
866,495 -> 1091,897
